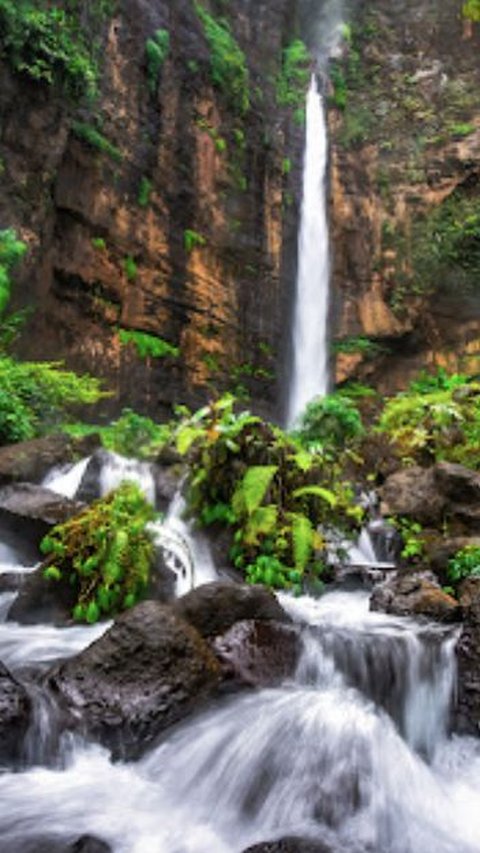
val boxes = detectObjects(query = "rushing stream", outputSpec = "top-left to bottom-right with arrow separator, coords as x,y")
1,517 -> 480,853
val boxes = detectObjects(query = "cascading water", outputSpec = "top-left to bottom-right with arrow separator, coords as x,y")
1,581 -> 480,853
288,74 -> 330,426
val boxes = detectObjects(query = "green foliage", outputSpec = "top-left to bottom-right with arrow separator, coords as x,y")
137,177 -> 153,208
184,229 -> 206,252
194,3 -> 249,115
171,395 -> 362,592
447,545 -> 480,583
389,517 -> 424,560
40,482 -> 156,622
463,0 -> 480,21
72,122 -> 122,162
329,62 -> 347,110
333,336 -> 388,358
0,356 -> 107,445
276,39 -> 310,112
145,29 -> 169,93
377,369 -> 480,468
91,237 -> 106,251
293,393 -> 365,451
64,408 -> 171,459
122,256 -> 138,281
0,0 -> 103,100
118,328 -> 179,359
449,122 -> 475,138
0,228 -> 27,319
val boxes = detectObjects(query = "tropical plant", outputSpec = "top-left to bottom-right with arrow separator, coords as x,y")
447,545 -> 480,583
145,29 -> 169,93
194,2 -> 249,114
293,393 -> 365,450
64,408 -> 171,459
118,328 -> 179,359
41,482 -> 157,623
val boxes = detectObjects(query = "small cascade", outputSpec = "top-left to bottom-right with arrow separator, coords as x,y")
42,456 -> 92,499
288,74 -> 330,425
151,491 -> 218,596
99,452 -> 156,504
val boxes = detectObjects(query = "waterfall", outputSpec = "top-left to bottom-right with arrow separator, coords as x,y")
288,74 -> 330,426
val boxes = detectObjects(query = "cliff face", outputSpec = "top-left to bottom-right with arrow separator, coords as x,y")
330,0 -> 480,392
0,0 -> 304,419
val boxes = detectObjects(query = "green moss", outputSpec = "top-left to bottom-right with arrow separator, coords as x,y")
91,237 -> 106,251
137,177 -> 153,208
72,122 -> 122,163
194,2 -> 249,115
119,328 -> 179,359
184,229 -> 206,252
123,256 -> 138,281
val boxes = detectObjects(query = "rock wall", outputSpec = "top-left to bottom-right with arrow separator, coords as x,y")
330,0 -> 480,392
0,0 -> 304,420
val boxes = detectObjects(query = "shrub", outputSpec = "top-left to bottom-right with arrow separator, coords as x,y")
0,356 -> 107,445
184,229 -> 206,252
277,39 -> 310,111
447,545 -> 480,583
293,393 -> 365,450
137,177 -> 153,208
122,256 -> 138,281
118,328 -> 179,359
0,0 -> 99,100
0,228 -> 27,318
41,483 -> 157,623
65,409 -> 171,459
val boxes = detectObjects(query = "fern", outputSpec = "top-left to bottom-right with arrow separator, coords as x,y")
289,512 -> 314,571
293,485 -> 338,508
243,505 -> 278,546
232,465 -> 278,516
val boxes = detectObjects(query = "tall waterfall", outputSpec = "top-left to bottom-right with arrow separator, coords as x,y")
288,74 -> 330,426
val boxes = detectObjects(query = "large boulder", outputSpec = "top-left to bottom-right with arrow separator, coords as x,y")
174,581 -> 290,638
2,836 -> 112,853
434,462 -> 480,505
7,563 -> 77,626
455,576 -> 480,734
213,619 -> 301,686
242,838 -> 340,853
370,572 -> 460,622
0,660 -> 31,763
47,601 -> 221,758
0,433 -> 99,488
380,466 -> 446,526
0,483 -> 84,552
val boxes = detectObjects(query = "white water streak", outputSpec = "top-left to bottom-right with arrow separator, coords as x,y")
288,75 -> 330,425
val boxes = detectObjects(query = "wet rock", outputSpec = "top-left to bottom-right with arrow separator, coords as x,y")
370,572 -> 460,622
152,462 -> 183,511
213,620 -> 301,686
242,838 -> 338,853
3,836 -> 112,853
0,660 -> 31,763
7,563 -> 76,626
0,571 -> 27,593
0,483 -> 84,552
455,577 -> 480,734
75,449 -> 112,504
0,433 -> 99,488
434,462 -> 480,506
47,601 -> 221,758
174,581 -> 291,638
380,467 -> 446,526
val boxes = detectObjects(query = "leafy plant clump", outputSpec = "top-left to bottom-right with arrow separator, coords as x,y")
377,369 -> 480,468
293,393 -> 365,451
447,545 -> 480,584
145,28 -> 169,93
0,0 -> 102,100
137,176 -> 153,208
41,483 -> 157,623
173,395 -> 363,593
0,228 -> 27,318
194,2 -> 249,115
119,328 -> 179,359
0,356 -> 108,445
184,229 -> 206,252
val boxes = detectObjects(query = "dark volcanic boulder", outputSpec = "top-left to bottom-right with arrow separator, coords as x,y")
0,660 -> 31,763
47,601 -> 221,758
174,581 -> 290,638
3,835 -> 112,853
213,619 -> 301,686
380,466 -> 446,526
0,433 -> 99,488
455,576 -> 480,734
370,573 -> 460,622
242,838 -> 338,853
0,483 -> 84,551
7,563 -> 77,626
434,462 -> 480,506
